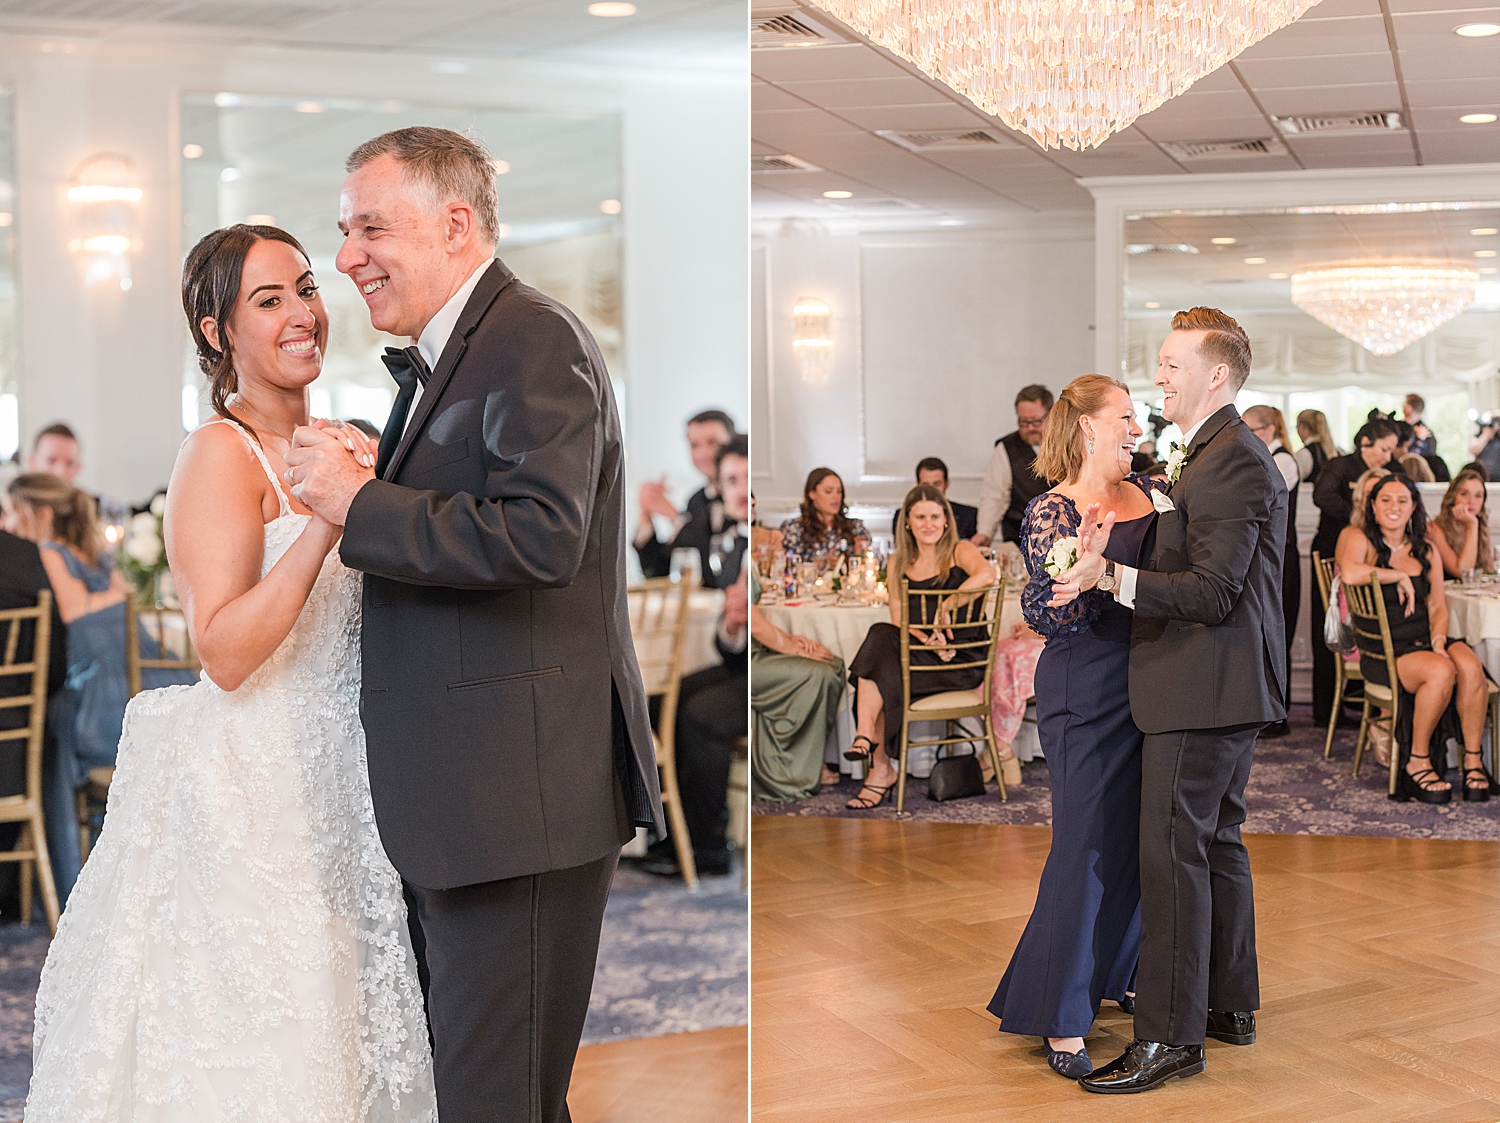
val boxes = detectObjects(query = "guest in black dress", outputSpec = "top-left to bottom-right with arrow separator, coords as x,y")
843,484 -> 995,810
985,374 -> 1161,1078
1336,473 -> 1494,802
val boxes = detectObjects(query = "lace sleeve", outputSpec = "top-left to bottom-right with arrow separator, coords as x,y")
1019,492 -> 1108,638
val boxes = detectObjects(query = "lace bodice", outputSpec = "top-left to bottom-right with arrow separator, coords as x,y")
1020,475 -> 1163,638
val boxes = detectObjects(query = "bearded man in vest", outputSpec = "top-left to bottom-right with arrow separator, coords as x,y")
976,383 -> 1054,545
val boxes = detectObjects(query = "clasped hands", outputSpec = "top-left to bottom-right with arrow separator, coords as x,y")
1047,502 -> 1117,608
282,420 -> 379,527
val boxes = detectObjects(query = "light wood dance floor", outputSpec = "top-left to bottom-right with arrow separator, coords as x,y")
752,816 -> 1500,1123
570,1026 -> 747,1121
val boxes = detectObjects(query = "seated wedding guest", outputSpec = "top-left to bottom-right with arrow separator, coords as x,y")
1244,405 -> 1300,739
890,457 -> 979,541
1337,473 -> 1493,802
26,423 -> 83,487
977,384 -> 1053,546
778,467 -> 870,564
1401,453 -> 1436,482
1429,468 -> 1492,579
635,409 -> 737,587
1294,409 -> 1339,487
639,437 -> 750,878
1462,460 -> 1491,482
1311,417 -> 1399,727
749,576 -> 845,802
5,473 -> 195,903
0,523 -> 68,915
841,484 -> 996,810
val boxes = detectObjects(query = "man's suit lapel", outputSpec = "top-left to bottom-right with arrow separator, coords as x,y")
1170,404 -> 1240,493
382,259 -> 517,482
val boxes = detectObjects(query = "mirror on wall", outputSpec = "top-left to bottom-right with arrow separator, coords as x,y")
1121,202 -> 1500,475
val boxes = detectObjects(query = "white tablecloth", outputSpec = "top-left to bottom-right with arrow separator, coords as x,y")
760,596 -> 1026,777
631,588 -> 725,695
1445,586 -> 1500,680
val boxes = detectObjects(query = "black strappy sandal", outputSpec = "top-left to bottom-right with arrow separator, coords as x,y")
845,781 -> 893,810
843,734 -> 876,763
1395,753 -> 1452,804
1463,755 -> 1492,803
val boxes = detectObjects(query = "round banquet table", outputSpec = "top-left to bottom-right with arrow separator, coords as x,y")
1444,584 -> 1500,681
759,594 -> 1033,778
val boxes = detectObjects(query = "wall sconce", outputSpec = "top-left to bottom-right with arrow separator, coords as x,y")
67,153 -> 142,291
791,295 -> 832,381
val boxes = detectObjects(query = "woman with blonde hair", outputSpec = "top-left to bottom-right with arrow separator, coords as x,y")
1429,467 -> 1493,579
986,374 -> 1165,1077
841,483 -> 995,809
1294,408 -> 1339,486
4,473 -> 195,903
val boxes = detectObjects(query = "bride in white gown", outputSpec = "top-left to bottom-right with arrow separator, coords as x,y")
27,225 -> 438,1122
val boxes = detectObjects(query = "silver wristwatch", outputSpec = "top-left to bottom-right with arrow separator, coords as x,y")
1097,560 -> 1117,593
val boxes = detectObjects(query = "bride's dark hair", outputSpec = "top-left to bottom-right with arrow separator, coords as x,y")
182,224 -> 311,441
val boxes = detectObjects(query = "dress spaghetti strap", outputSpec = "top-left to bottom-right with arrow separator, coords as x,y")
200,417 -> 293,519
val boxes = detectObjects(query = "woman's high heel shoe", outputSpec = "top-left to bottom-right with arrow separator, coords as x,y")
1394,753 -> 1452,804
843,734 -> 875,763
1463,764 -> 1492,802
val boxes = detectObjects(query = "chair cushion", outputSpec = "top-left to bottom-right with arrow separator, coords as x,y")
910,689 -> 985,712
1364,682 -> 1393,704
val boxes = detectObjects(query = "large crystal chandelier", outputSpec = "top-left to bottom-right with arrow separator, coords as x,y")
1290,261 -> 1479,356
811,0 -> 1322,151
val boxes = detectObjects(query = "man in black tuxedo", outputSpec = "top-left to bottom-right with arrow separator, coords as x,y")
889,457 -> 979,541
634,409 -> 739,587
286,127 -> 663,1123
1057,308 -> 1286,1093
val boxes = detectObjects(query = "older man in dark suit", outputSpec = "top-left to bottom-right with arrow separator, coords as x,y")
286,127 -> 663,1123
1058,308 -> 1285,1093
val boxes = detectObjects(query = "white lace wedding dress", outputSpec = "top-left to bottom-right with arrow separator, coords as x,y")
27,422 -> 438,1123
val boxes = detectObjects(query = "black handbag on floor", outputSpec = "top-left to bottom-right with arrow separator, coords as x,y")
927,746 -> 985,802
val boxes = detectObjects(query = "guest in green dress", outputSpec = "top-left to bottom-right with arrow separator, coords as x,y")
750,571 -> 846,801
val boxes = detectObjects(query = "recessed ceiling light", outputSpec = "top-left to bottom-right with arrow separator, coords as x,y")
1269,272 -> 1288,279
1481,267 -> 1499,274
295,101 -> 324,114
588,2 -> 636,14
1144,301 -> 1161,308
1477,249 -> 1498,257
1211,237 -> 1236,245
1472,227 -> 1499,236
1244,256 -> 1266,264
1455,23 -> 1500,37
182,143 -> 203,159
491,160 -> 510,175
1460,113 -> 1498,124
823,190 -> 853,199
600,199 -> 621,215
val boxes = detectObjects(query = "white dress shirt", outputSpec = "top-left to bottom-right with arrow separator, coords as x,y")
1266,438 -> 1300,491
1114,412 -> 1213,608
402,259 -> 495,435
977,442 -> 1013,543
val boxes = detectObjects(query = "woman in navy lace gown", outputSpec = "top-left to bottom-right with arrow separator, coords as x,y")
986,375 -> 1162,1078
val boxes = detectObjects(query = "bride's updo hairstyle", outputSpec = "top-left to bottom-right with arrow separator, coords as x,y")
182,224 -> 312,440
1032,373 -> 1131,485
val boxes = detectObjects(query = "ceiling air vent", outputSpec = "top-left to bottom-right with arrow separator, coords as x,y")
1126,243 -> 1199,255
829,197 -> 924,211
752,153 -> 823,173
751,7 -> 846,48
1160,137 -> 1286,162
876,129 -> 1010,152
1273,112 -> 1404,137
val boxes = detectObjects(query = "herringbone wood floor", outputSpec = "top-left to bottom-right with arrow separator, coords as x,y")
752,817 -> 1500,1123
570,1026 -> 747,1121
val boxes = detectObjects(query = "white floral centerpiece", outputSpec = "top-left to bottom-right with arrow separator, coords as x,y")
1042,535 -> 1080,578
119,494 -> 169,606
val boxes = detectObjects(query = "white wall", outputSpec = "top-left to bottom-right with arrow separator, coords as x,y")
0,37 -> 746,511
751,220 -> 1094,517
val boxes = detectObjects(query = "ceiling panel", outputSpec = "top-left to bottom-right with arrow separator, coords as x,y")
1254,82 -> 1403,114
1235,15 -> 1391,59
1135,115 -> 1276,143
834,104 -> 991,130
774,76 -> 949,108
1234,51 -> 1397,87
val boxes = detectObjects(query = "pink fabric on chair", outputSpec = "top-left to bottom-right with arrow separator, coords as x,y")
991,633 -> 1045,743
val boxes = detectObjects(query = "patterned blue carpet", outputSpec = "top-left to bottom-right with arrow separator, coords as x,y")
753,706 -> 1500,841
0,859 -> 746,1118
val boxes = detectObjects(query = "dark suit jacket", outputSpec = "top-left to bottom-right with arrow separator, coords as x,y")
891,500 -> 977,541
1129,405 -> 1288,734
636,487 -> 734,588
341,259 -> 665,890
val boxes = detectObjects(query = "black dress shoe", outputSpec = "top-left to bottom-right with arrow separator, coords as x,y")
635,846 -> 732,878
1258,720 -> 1289,740
1206,1009 -> 1256,1045
1078,1040 -> 1205,1094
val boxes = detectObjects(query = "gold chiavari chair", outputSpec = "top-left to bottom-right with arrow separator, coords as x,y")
628,577 -> 698,889
0,591 -> 60,931
894,578 -> 1007,815
77,598 -> 202,862
1313,551 -> 1364,759
1342,576 -> 1402,794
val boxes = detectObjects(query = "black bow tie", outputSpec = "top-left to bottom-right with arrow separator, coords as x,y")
381,345 -> 431,390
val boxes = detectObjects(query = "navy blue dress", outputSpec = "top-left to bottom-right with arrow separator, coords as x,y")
986,480 -> 1157,1038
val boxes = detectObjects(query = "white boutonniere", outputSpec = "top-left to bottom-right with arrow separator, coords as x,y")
1166,440 -> 1187,486
1043,535 -> 1080,578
